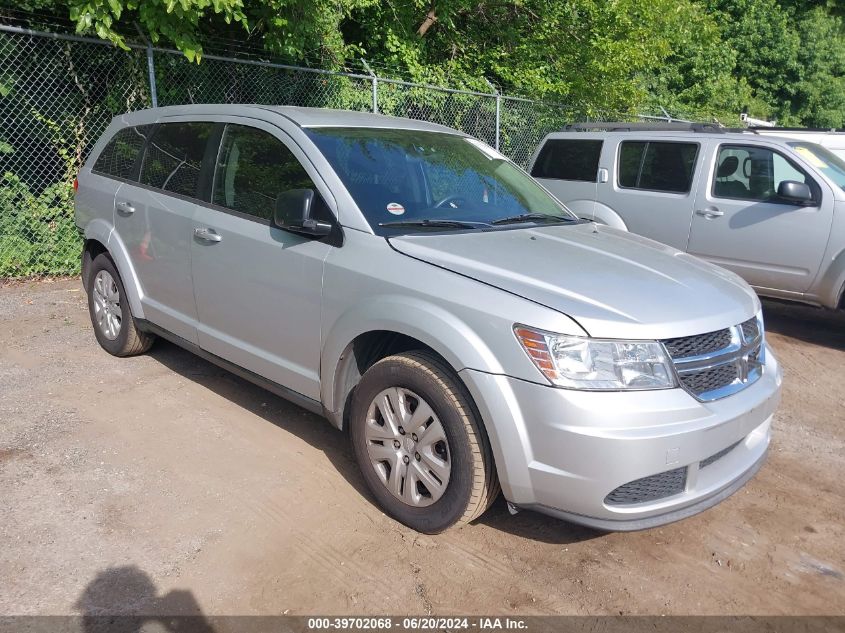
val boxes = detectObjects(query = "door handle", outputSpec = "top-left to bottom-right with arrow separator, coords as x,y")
695,207 -> 724,219
194,227 -> 223,243
115,201 -> 135,215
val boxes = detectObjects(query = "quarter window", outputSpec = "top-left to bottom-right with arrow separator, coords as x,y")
140,122 -> 214,198
212,125 -> 319,221
531,139 -> 603,182
618,141 -> 698,193
92,126 -> 152,180
713,144 -> 812,203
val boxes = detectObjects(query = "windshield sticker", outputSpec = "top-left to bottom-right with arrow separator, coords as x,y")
386,202 -> 405,215
464,137 -> 507,161
794,146 -> 828,169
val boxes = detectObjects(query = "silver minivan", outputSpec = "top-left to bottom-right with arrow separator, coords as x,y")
75,106 -> 782,533
529,122 -> 845,310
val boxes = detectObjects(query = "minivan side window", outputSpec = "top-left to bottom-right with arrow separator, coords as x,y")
212,124 -> 319,222
712,144 -> 813,203
531,139 -> 603,182
618,141 -> 699,193
140,122 -> 214,198
92,125 -> 153,180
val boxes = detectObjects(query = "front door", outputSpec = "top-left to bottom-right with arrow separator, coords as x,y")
687,142 -> 834,293
190,121 -> 334,401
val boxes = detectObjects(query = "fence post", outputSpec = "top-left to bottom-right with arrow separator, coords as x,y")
134,23 -> 158,107
484,79 -> 501,151
146,45 -> 158,108
362,59 -> 377,114
495,95 -> 501,151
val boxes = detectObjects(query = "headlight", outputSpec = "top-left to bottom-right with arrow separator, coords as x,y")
514,325 -> 676,390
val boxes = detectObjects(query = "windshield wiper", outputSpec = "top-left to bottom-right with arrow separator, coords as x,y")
379,219 -> 488,229
490,213 -> 578,226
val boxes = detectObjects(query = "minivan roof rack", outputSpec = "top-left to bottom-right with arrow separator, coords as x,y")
562,121 -> 729,133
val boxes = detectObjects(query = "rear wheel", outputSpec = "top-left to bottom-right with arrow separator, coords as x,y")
86,253 -> 154,357
349,351 -> 498,533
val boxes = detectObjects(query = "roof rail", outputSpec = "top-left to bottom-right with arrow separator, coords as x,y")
749,126 -> 845,133
562,121 -> 728,133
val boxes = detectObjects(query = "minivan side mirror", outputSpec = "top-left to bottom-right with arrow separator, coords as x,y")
273,189 -> 332,237
777,180 -> 814,205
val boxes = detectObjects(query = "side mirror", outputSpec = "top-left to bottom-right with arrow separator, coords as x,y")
273,189 -> 332,237
777,180 -> 814,205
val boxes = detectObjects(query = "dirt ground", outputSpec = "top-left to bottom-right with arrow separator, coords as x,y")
0,278 -> 843,617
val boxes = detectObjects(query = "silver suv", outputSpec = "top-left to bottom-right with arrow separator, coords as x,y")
530,122 -> 845,309
75,106 -> 782,533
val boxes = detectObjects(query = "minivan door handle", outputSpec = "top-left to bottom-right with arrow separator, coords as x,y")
115,201 -> 135,215
194,227 -> 223,243
695,207 -> 724,219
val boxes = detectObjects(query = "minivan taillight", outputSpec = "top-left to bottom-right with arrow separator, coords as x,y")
73,177 -> 78,193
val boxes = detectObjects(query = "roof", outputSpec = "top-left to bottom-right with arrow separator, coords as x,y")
115,104 -> 465,135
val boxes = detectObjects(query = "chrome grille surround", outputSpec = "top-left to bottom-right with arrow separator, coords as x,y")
662,316 -> 765,402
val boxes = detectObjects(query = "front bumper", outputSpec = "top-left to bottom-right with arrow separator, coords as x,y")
459,344 -> 782,531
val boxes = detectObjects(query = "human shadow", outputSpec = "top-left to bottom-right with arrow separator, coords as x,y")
75,565 -> 214,633
761,298 -> 845,351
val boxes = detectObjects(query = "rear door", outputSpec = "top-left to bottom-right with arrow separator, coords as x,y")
114,120 -> 216,344
189,119 -> 335,400
529,137 -> 601,219
687,141 -> 833,293
599,137 -> 703,250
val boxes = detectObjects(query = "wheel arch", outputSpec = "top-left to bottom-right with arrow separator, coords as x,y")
321,298 -> 505,431
82,219 -> 145,318
592,201 -> 629,230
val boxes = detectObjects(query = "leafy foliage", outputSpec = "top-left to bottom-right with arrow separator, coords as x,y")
41,0 -> 845,125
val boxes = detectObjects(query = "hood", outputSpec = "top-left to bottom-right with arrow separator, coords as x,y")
389,223 -> 759,340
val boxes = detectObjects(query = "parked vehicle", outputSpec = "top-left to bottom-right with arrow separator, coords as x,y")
749,127 -> 845,160
75,106 -> 782,533
529,122 -> 845,309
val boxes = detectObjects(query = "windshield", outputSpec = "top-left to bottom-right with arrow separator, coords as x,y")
788,142 -> 845,191
304,127 -> 578,234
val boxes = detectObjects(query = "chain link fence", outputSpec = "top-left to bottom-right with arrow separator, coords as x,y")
0,23 -> 585,279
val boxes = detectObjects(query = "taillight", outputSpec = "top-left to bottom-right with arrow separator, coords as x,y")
73,177 -> 78,193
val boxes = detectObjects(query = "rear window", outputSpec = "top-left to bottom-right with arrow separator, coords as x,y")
140,122 -> 215,198
531,139 -> 603,182
618,141 -> 699,193
92,126 -> 152,179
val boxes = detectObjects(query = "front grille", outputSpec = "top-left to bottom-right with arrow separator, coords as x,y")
605,467 -> 687,506
700,440 -> 742,469
680,363 -> 738,394
664,328 -> 732,359
663,317 -> 764,401
740,317 -> 759,343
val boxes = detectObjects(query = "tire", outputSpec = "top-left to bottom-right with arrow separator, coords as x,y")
86,253 -> 155,357
349,351 -> 499,533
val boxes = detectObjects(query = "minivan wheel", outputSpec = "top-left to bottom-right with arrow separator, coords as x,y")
349,351 -> 499,533
86,253 -> 154,357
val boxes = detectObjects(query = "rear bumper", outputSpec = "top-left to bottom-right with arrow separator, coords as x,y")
459,344 -> 782,531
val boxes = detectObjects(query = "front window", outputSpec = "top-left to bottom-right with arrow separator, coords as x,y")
304,127 -> 577,234
712,144 -> 813,203
788,142 -> 845,191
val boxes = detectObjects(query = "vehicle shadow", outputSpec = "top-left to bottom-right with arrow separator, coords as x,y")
75,565 -> 215,632
146,340 -> 370,500
761,298 -> 845,351
475,496 -> 602,544
146,341 -> 600,543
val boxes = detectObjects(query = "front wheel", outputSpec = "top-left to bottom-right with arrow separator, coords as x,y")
349,351 -> 499,533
